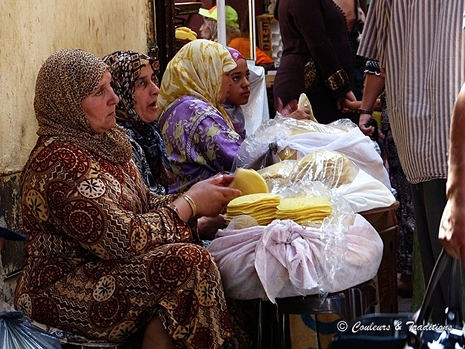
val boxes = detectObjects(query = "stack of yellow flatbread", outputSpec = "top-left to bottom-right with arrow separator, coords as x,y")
229,168 -> 269,195
276,196 -> 333,225
226,193 -> 281,226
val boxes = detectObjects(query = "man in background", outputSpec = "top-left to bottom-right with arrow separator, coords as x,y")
358,0 -> 465,322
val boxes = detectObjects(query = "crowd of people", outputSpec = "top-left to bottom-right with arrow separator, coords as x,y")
11,0 -> 465,348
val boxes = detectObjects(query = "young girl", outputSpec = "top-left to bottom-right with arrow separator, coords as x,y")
222,48 -> 250,139
223,47 -> 312,139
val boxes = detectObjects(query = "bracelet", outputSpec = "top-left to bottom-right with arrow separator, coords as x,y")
182,194 -> 197,219
357,108 -> 373,115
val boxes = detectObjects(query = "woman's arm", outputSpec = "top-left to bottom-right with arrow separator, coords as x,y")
290,0 -> 352,98
439,84 -> 465,264
29,141 -> 197,261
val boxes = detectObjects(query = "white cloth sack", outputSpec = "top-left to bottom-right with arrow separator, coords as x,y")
207,214 -> 383,303
335,168 -> 396,212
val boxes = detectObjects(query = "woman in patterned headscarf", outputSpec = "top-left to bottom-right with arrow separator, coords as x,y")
14,49 -> 241,349
103,50 -> 174,195
158,39 -> 242,194
104,50 -> 227,242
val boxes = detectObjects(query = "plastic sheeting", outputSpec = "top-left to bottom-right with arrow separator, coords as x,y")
234,116 -> 391,190
234,117 -> 396,212
0,311 -> 61,349
242,61 -> 270,136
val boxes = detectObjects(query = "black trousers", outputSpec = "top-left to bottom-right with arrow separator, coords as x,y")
410,179 -> 449,323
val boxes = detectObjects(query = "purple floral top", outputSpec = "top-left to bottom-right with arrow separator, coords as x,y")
223,100 -> 247,140
159,95 -> 243,193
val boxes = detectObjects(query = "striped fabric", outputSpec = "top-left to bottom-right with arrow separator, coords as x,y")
358,0 -> 465,184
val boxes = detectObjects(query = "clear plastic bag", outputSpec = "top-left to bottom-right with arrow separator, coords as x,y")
258,149 -> 396,213
233,116 -> 391,190
208,184 -> 383,302
0,311 -> 61,349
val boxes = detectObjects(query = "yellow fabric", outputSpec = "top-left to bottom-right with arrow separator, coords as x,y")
175,26 -> 197,41
157,39 -> 237,128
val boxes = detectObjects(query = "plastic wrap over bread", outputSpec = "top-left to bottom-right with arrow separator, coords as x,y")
233,116 -> 391,191
232,116 -> 351,171
259,149 -> 359,192
257,149 -> 395,212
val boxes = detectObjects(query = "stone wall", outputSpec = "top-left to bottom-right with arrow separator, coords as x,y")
0,0 -> 153,304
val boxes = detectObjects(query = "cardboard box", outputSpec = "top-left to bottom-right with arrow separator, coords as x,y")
360,202 -> 399,232
376,225 -> 399,313
256,14 -> 276,60
361,202 -> 399,313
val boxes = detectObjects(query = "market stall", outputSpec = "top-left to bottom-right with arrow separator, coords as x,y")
207,114 -> 398,347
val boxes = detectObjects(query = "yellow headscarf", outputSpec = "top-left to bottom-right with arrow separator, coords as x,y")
157,39 -> 237,128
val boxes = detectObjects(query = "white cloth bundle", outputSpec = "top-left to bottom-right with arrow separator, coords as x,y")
208,214 -> 383,303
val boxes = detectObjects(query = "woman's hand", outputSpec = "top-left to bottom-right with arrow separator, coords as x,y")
336,91 -> 356,113
198,215 -> 226,240
185,174 -> 242,218
276,98 -> 311,120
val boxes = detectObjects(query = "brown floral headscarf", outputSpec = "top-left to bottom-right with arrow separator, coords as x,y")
33,49 -> 132,165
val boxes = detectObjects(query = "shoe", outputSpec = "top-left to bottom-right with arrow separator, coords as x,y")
397,276 -> 413,298
397,287 -> 413,298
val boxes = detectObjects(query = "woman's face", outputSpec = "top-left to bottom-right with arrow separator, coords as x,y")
200,18 -> 215,40
134,64 -> 160,123
220,72 -> 231,103
227,58 -> 250,106
82,70 -> 119,133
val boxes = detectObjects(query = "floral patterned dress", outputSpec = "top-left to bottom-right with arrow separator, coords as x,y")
14,137 -> 233,349
159,96 -> 243,194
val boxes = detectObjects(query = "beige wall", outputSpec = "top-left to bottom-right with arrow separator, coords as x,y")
1,0 -> 151,174
0,0 -> 154,303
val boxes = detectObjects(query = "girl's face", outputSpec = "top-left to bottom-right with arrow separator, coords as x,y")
220,72 -> 232,103
134,64 -> 160,123
226,58 -> 250,106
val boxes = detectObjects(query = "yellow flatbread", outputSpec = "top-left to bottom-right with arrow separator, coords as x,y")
227,193 -> 280,208
226,193 -> 281,226
276,196 -> 333,224
229,168 -> 269,195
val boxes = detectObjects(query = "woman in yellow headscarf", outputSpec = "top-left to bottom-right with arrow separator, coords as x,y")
158,39 -> 243,193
